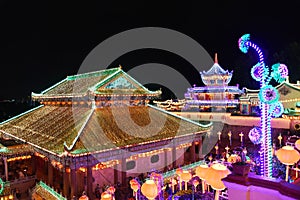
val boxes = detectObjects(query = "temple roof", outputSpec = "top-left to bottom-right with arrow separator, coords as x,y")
0,104 -> 211,156
32,67 -> 161,99
200,53 -> 233,85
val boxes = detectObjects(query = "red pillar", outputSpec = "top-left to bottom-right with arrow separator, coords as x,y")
172,146 -> 177,169
121,157 -> 127,187
190,141 -> 196,163
87,166 -> 93,199
63,169 -> 70,198
70,167 -> 77,198
114,167 -> 118,185
48,161 -> 54,187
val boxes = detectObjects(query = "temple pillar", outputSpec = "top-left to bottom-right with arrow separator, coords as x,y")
172,146 -> 177,169
198,138 -> 203,160
3,157 -> 8,181
114,167 -> 118,185
121,157 -> 127,187
31,155 -> 37,175
87,166 -> 93,199
164,149 -> 168,171
70,167 -> 77,198
48,161 -> 54,187
63,169 -> 70,198
190,141 -> 196,163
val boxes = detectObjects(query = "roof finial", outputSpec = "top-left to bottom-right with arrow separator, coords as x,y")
214,53 -> 218,63
119,64 -> 122,69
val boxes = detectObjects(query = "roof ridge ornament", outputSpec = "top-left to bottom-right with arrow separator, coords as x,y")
214,53 -> 218,64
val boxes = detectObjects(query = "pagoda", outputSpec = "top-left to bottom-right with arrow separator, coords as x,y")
184,53 -> 243,112
0,66 -> 212,199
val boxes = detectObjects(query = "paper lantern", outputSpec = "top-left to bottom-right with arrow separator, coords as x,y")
101,191 -> 112,200
141,180 -> 158,200
195,164 -> 209,194
195,164 -> 209,180
205,163 -> 230,200
295,139 -> 300,151
131,182 -> 140,192
192,179 -> 200,192
107,186 -> 116,194
276,145 -> 300,182
209,163 -> 231,179
176,167 -> 183,176
276,146 -> 300,165
205,178 -> 226,191
180,170 -> 192,190
130,179 -> 138,185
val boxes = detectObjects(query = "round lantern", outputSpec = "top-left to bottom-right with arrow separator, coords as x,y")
195,164 -> 209,194
101,191 -> 112,200
131,182 -> 140,193
107,186 -> 116,194
176,167 -> 183,176
180,170 -> 192,190
208,163 -> 231,180
205,163 -> 230,200
276,145 -> 300,182
141,179 -> 158,200
195,164 -> 208,180
130,179 -> 138,185
192,179 -> 200,192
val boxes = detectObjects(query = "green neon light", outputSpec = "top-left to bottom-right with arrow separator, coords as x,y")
39,181 -> 66,200
0,178 -> 4,194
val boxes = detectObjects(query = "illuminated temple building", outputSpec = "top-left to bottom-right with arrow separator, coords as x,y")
183,53 -> 243,112
0,67 -> 212,199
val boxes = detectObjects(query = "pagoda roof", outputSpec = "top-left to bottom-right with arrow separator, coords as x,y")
200,54 -> 233,85
0,104 -> 211,156
32,67 -> 161,99
200,63 -> 232,76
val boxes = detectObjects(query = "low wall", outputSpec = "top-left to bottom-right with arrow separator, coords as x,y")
223,173 -> 300,200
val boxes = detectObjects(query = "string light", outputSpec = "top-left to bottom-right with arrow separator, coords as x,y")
238,34 -> 289,177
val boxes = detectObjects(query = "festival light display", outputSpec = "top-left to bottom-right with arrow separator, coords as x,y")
238,34 -> 288,177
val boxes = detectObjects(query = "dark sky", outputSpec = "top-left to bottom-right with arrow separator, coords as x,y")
0,0 -> 300,100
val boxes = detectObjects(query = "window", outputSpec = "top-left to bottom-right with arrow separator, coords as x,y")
150,155 -> 159,163
126,161 -> 136,170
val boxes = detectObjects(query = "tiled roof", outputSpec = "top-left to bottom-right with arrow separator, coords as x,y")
32,67 -> 161,98
0,105 -> 91,154
0,105 -> 211,155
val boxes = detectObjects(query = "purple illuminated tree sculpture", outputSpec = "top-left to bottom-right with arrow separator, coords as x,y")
238,34 -> 288,178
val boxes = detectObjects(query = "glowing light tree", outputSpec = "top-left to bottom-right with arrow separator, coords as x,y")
238,34 -> 288,178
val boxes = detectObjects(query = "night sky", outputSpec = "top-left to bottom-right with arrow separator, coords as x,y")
0,1 -> 300,101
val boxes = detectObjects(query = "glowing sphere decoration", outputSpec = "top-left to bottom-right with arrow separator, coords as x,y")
251,63 -> 263,81
248,127 -> 262,145
270,102 -> 284,118
258,85 -> 279,104
238,33 -> 250,53
271,63 -> 289,83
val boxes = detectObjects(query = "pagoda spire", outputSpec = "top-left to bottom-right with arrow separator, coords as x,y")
214,53 -> 218,63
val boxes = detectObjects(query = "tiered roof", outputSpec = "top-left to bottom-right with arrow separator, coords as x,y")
200,53 -> 233,86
